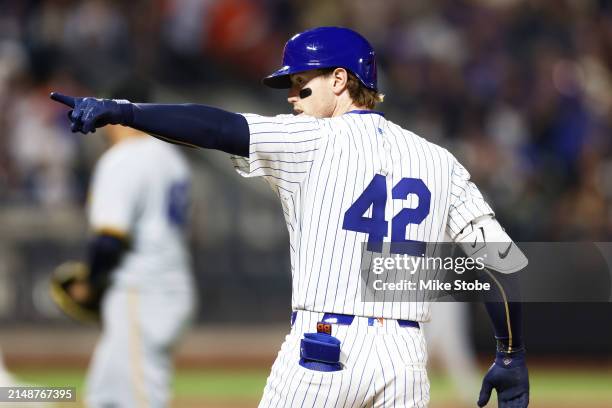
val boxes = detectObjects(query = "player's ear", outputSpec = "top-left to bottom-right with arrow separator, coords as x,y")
331,68 -> 349,95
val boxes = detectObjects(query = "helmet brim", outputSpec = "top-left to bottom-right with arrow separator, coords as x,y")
262,64 -> 378,91
262,65 -> 326,89
262,73 -> 292,89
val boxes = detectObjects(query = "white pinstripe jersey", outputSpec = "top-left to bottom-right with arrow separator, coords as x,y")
232,111 -> 493,322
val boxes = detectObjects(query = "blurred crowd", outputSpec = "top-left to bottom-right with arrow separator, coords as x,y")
0,0 -> 611,241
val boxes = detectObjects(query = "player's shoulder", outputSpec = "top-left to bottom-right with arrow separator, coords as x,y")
142,136 -> 183,158
96,139 -> 132,171
138,137 -> 189,175
239,113 -> 327,143
98,137 -> 184,174
386,119 -> 456,161
241,112 -> 322,127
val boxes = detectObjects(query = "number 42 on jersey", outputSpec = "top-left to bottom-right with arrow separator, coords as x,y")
342,174 -> 431,256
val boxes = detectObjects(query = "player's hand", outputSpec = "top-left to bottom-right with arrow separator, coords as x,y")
477,350 -> 529,407
50,92 -> 132,134
67,280 -> 94,304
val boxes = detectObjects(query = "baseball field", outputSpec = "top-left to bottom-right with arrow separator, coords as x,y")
10,364 -> 612,408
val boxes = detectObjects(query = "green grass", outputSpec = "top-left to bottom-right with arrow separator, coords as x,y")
12,367 -> 612,405
430,369 -> 612,405
528,370 -> 612,403
12,367 -> 269,403
173,369 -> 268,398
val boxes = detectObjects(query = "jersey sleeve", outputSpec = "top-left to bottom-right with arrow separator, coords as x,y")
446,157 -> 495,240
230,113 -> 323,193
88,153 -> 143,238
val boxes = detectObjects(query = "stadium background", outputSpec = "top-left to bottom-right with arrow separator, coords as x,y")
0,0 -> 611,406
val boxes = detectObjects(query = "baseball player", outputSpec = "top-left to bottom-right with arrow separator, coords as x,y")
51,84 -> 196,408
50,27 -> 529,407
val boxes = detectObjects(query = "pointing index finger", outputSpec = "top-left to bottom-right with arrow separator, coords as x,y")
50,92 -> 77,108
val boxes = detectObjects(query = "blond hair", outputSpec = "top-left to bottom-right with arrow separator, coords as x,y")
320,68 -> 384,109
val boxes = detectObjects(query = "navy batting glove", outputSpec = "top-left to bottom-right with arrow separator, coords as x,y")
478,350 -> 529,408
50,92 -> 134,134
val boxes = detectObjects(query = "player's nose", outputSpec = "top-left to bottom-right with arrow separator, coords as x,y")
287,87 -> 300,104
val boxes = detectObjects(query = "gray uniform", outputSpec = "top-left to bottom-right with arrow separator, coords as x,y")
86,137 -> 195,408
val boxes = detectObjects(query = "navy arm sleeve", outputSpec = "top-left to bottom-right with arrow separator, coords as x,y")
125,103 -> 250,157
482,271 -> 525,353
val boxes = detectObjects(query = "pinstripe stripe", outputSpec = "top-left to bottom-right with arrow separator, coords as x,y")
250,135 -> 320,141
348,113 -> 376,317
248,166 -> 308,174
364,115 -> 378,318
300,136 -> 332,306
299,372 -> 315,408
289,370 -> 306,407
414,135 -> 427,309
311,148 -> 343,306
274,318 -> 311,408
376,345 -> 387,407
382,337 -> 398,407
346,335 -> 376,408
346,114 -> 367,314
387,123 -> 402,312
261,174 -> 301,185
317,372 -> 332,408
337,115 -> 363,313
304,135 -> 338,304
371,375 -> 377,408
273,350 -> 299,407
247,158 -> 314,165
322,123 -> 351,311
250,148 -> 319,155
386,124 -> 404,316
407,332 -> 425,405
335,327 -> 367,408
388,334 -> 407,406
269,317 -> 308,408
399,331 -> 418,406
388,123 -> 415,317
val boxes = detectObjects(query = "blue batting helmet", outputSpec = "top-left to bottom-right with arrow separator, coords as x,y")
263,26 -> 378,91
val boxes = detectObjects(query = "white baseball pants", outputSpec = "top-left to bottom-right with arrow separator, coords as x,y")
259,310 -> 430,408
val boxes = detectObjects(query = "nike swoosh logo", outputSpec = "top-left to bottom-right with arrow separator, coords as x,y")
471,227 -> 485,248
498,243 -> 513,259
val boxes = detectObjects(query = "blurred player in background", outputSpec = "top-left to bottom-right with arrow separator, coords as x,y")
51,81 -> 196,408
50,27 -> 529,407
425,302 -> 480,407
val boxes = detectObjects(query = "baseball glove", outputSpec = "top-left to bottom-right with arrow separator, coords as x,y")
50,261 -> 103,323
